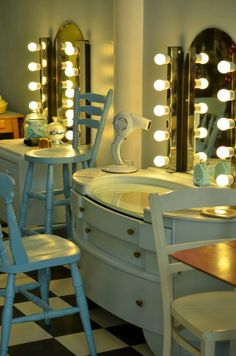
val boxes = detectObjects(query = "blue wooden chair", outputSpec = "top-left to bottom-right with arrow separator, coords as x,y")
19,88 -> 113,237
0,172 -> 96,356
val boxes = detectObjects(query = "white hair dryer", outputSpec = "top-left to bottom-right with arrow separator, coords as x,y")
103,111 -> 152,173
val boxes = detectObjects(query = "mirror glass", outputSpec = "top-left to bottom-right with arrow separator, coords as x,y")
185,28 -> 236,172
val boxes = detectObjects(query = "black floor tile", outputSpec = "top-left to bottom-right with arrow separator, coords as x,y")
106,324 -> 146,345
98,347 -> 143,355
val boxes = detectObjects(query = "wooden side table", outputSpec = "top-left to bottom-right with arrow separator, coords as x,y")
0,111 -> 24,139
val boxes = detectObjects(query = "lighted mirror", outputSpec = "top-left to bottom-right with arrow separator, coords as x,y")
184,28 -> 236,174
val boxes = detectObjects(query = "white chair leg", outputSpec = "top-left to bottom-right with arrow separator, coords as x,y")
201,340 -> 215,356
229,339 -> 236,356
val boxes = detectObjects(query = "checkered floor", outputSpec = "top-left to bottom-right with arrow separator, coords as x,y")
0,265 -> 154,355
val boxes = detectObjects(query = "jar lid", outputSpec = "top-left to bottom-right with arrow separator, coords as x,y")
26,112 -> 46,120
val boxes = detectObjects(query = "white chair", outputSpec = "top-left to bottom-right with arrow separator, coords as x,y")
149,187 -> 236,356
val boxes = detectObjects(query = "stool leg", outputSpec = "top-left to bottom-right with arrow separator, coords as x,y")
19,162 -> 34,233
63,163 -> 72,238
45,164 -> 54,234
38,268 -> 51,325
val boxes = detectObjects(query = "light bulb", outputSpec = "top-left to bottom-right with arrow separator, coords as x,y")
28,62 -> 41,71
62,98 -> 73,108
153,79 -> 170,91
41,94 -> 46,102
153,130 -> 170,142
29,101 -> 42,111
194,127 -> 208,138
28,82 -> 41,91
41,76 -> 47,85
153,155 -> 170,167
153,105 -> 170,117
217,60 -> 236,74
194,103 -> 208,114
42,59 -> 47,68
154,53 -> 171,65
65,67 -> 79,77
216,146 -> 234,159
194,152 -> 208,163
216,174 -> 234,187
217,118 -> 235,131
65,130 -> 73,141
195,52 -> 209,64
61,80 -> 73,89
40,41 -> 46,50
217,89 -> 235,102
65,88 -> 74,98
61,61 -> 73,69
195,78 -> 209,89
65,109 -> 74,120
27,42 -> 40,52
65,45 -> 78,56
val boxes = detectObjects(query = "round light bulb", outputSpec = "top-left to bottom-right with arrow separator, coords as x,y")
61,80 -> 73,89
62,98 -> 73,108
194,127 -> 208,138
41,76 -> 47,85
153,130 -> 170,142
216,174 -> 234,187
216,146 -> 234,159
42,59 -> 47,68
153,155 -> 170,167
65,88 -> 74,98
217,118 -> 235,131
194,103 -> 208,114
65,109 -> 74,121
61,61 -> 73,69
217,89 -> 235,102
28,42 -> 40,52
65,67 -> 79,77
153,79 -> 170,91
28,62 -> 41,71
194,152 -> 208,163
65,130 -> 73,141
28,82 -> 41,91
195,52 -> 209,64
195,78 -> 209,89
153,105 -> 170,117
28,101 -> 42,111
154,53 -> 170,65
217,60 -> 236,74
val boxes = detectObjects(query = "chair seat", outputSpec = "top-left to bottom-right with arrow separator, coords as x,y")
172,291 -> 236,338
25,145 -> 91,164
0,234 -> 81,273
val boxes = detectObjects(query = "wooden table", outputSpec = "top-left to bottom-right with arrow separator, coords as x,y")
0,111 -> 24,138
172,240 -> 236,287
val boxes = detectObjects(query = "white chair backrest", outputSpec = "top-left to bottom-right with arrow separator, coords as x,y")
0,173 -> 28,265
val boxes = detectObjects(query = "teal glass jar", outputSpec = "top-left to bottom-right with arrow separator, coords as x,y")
24,113 -> 47,139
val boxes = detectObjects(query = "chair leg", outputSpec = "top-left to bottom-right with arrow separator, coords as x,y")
0,273 -> 16,356
63,163 -> 72,239
38,268 -> 51,325
19,162 -> 34,234
70,262 -> 97,356
45,164 -> 54,234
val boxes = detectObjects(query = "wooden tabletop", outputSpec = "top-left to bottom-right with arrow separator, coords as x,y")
172,240 -> 236,287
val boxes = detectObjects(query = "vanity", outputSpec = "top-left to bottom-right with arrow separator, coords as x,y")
71,167 -> 236,355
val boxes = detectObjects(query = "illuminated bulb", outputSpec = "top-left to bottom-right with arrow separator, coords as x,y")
217,118 -> 235,131
61,80 -> 73,89
65,67 -> 79,77
65,88 -> 74,98
27,42 -> 41,52
153,130 -> 170,142
64,42 -> 78,55
195,152 -> 208,163
153,155 -> 170,167
41,59 -> 47,68
153,105 -> 170,117
62,98 -> 73,108
65,109 -> 74,120
154,53 -> 171,65
153,79 -> 170,91
217,60 -> 236,74
194,127 -> 208,138
216,174 -> 234,187
195,78 -> 209,89
194,103 -> 208,114
65,130 -> 73,141
28,101 -> 42,111
41,94 -> 46,102
41,76 -> 47,85
61,61 -> 73,69
28,62 -> 41,71
40,41 -> 46,50
28,82 -> 41,91
216,146 -> 234,159
217,89 -> 235,102
195,52 -> 209,64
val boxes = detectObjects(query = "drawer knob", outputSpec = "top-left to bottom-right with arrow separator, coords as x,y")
133,251 -> 141,258
79,207 -> 85,212
127,228 -> 135,235
136,300 -> 143,307
85,227 -> 91,233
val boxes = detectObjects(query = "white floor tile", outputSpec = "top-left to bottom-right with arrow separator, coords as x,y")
133,343 -> 155,355
49,278 -> 74,296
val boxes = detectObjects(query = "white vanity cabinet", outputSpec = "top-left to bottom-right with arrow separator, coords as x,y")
0,139 -> 64,225
71,168 -> 236,355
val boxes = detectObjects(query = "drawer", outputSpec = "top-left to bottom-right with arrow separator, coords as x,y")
0,119 -> 12,132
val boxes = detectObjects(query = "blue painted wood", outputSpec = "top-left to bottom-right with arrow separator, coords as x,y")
0,172 -> 97,356
19,88 -> 113,238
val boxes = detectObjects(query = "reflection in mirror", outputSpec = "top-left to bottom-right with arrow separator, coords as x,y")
185,28 -> 236,181
53,21 -> 90,144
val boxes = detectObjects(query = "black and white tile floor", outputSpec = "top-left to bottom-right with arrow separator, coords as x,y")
0,265 -> 155,355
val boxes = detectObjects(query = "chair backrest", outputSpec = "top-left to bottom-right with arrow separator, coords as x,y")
0,173 -> 28,265
149,187 -> 236,335
73,87 -> 113,167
